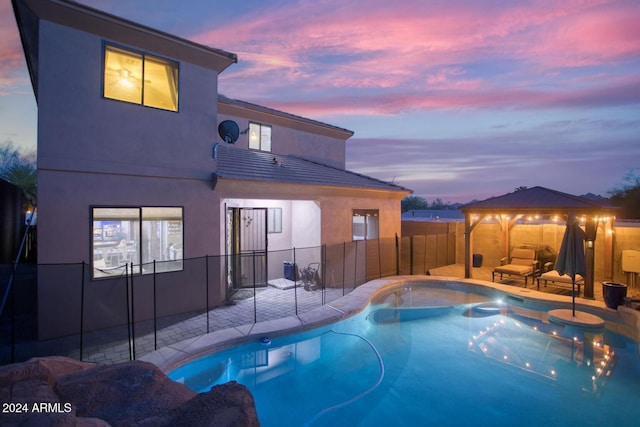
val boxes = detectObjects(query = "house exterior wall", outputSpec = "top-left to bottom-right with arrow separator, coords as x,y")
35,19 -> 223,339
22,2 -> 407,340
217,108 -> 347,168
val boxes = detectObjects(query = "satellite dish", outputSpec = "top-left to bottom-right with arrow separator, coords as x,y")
218,120 -> 240,144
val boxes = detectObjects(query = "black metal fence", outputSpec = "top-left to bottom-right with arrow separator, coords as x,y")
1,233 -> 455,366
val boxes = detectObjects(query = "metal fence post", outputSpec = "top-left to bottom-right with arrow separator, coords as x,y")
342,241 -> 346,296
153,260 -> 157,351
130,262 -> 136,360
125,263 -> 132,361
293,247 -> 298,315
80,262 -> 86,361
322,244 -> 326,305
252,251 -> 257,323
205,255 -> 210,334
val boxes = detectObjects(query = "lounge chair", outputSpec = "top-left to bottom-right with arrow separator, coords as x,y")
537,268 -> 583,294
492,248 -> 538,286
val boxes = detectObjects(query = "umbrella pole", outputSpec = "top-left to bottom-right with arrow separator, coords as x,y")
572,278 -> 576,317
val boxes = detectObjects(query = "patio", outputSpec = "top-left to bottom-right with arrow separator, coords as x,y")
429,263 -> 640,302
4,266 -> 638,367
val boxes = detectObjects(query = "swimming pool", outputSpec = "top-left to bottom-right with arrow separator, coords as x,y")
168,282 -> 640,426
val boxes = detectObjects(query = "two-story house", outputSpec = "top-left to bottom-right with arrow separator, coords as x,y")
13,0 -> 411,339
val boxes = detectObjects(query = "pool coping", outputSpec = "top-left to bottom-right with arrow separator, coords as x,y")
141,275 -> 640,373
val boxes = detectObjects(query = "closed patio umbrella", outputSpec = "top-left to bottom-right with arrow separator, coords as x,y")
555,212 -> 586,316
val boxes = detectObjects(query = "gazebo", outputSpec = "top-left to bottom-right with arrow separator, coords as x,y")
460,187 -> 618,298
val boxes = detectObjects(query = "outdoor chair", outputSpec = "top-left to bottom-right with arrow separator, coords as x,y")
492,248 -> 538,286
537,262 -> 583,294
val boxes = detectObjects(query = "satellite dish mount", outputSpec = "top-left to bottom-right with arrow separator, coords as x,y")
218,120 -> 240,144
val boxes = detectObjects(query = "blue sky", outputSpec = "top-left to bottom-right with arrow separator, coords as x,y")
2,0 -> 639,202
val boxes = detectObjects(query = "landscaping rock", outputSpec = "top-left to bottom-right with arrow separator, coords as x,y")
138,381 -> 259,427
55,360 -> 196,426
0,357 -> 259,427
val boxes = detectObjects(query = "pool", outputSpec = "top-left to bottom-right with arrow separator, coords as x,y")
168,282 -> 640,426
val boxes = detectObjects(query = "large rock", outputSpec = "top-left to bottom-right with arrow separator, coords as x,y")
138,381 -> 259,427
0,357 -> 260,427
0,356 -> 94,389
55,360 -> 196,426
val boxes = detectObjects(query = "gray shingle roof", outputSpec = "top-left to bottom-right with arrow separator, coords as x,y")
213,144 -> 411,193
460,186 -> 615,214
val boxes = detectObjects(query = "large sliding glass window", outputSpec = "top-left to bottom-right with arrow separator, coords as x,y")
103,45 -> 179,111
352,209 -> 379,241
249,122 -> 272,151
92,207 -> 183,278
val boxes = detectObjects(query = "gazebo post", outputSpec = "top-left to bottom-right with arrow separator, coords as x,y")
464,213 -> 472,279
584,218 -> 598,299
604,218 -> 614,281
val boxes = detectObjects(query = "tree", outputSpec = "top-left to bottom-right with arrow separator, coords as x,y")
401,195 -> 459,212
0,142 -> 37,208
401,196 -> 429,212
609,169 -> 640,219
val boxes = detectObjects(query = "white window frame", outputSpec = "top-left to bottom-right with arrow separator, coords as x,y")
249,122 -> 272,152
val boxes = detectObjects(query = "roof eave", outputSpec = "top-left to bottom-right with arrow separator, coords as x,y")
12,0 -> 238,99
214,174 -> 412,197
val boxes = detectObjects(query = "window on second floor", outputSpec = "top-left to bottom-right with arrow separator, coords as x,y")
103,45 -> 179,112
249,122 -> 272,151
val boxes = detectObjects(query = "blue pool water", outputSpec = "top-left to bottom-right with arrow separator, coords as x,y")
169,285 -> 640,426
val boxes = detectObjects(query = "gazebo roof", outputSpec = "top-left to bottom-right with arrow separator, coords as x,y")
460,186 -> 617,216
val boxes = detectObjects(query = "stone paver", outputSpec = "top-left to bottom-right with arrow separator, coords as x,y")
2,285 -> 347,365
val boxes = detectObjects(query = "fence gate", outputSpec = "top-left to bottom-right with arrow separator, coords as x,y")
226,207 -> 268,292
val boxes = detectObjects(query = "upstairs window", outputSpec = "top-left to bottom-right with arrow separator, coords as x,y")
249,122 -> 272,151
352,209 -> 379,241
103,45 -> 179,111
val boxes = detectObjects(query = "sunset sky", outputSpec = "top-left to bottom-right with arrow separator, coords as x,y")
2,0 -> 639,202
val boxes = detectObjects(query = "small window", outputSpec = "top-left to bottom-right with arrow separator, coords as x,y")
352,209 -> 379,241
249,122 -> 272,152
92,207 -> 183,278
104,45 -> 179,111
268,208 -> 282,233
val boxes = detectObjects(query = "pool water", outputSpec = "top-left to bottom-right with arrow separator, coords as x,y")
169,285 -> 640,427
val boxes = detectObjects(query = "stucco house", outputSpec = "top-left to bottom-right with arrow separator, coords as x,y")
13,0 -> 410,339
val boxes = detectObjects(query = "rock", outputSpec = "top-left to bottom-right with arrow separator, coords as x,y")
0,356 -> 94,388
138,381 -> 259,427
0,357 -> 259,427
55,360 -> 196,426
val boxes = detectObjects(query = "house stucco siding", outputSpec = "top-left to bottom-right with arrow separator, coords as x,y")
16,0 -> 410,341
217,110 -> 347,169
34,18 -> 223,339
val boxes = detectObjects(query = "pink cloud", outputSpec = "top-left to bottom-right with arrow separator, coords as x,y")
199,0 -> 640,107
522,1 -> 640,68
0,1 -> 30,92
